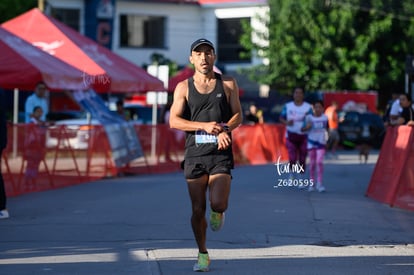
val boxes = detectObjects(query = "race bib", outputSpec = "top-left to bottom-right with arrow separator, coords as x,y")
195,130 -> 217,145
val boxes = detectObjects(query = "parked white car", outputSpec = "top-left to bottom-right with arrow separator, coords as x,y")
45,105 -> 161,150
46,114 -> 101,150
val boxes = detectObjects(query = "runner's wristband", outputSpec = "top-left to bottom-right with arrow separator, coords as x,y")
222,125 -> 230,133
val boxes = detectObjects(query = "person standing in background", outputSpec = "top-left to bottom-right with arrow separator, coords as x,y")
245,103 -> 263,124
392,93 -> 414,126
279,87 -> 312,181
383,92 -> 399,125
25,82 -> 48,123
388,92 -> 405,126
0,90 -> 9,219
24,106 -> 47,190
324,101 -> 340,158
116,99 -> 130,121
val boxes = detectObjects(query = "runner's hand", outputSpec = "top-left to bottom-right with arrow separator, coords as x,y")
217,132 -> 231,150
203,122 -> 222,135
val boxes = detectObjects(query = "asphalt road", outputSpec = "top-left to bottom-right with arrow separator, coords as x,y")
0,150 -> 413,275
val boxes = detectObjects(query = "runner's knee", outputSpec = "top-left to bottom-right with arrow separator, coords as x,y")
210,201 -> 227,213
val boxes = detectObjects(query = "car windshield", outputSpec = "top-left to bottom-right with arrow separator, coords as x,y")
124,105 -> 161,124
47,111 -> 87,122
344,112 -> 359,123
361,113 -> 384,126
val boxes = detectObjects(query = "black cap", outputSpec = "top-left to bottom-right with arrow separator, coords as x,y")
190,38 -> 215,53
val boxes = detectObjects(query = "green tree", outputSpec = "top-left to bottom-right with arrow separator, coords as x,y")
241,0 -> 414,108
0,0 -> 37,23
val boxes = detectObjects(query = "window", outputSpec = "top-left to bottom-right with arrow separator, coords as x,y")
217,17 -> 250,63
50,8 -> 80,31
120,14 -> 165,48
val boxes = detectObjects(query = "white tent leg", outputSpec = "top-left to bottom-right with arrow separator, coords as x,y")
13,88 -> 19,158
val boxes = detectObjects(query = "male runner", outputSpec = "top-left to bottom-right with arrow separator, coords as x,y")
169,38 -> 243,272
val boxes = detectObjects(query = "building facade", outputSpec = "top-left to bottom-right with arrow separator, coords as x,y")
46,0 -> 268,78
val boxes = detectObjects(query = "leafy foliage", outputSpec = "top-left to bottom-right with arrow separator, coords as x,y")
0,0 -> 37,23
240,0 -> 414,107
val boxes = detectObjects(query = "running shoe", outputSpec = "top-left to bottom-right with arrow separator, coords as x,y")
193,252 -> 210,272
210,210 -> 225,232
0,209 -> 9,219
317,185 -> 326,192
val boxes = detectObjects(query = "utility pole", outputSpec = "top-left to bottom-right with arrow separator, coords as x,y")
38,0 -> 44,11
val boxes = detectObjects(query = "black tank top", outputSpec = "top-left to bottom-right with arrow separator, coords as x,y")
184,73 -> 232,158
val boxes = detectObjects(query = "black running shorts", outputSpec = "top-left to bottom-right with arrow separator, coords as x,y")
183,154 -> 233,179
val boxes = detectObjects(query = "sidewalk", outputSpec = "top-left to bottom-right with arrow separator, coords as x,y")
0,150 -> 413,274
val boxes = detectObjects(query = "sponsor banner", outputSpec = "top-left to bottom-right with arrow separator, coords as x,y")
85,0 -> 115,49
73,90 -> 143,167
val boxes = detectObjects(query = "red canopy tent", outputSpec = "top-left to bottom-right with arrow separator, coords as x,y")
167,66 -> 247,96
0,27 -> 91,91
168,65 -> 223,92
168,66 -> 195,92
2,8 -> 164,93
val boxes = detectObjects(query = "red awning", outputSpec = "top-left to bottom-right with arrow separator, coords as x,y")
2,8 -> 165,93
168,66 -> 195,92
168,65 -> 223,92
0,27 -> 93,91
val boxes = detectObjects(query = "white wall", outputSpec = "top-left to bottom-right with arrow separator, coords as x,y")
215,6 -> 268,71
46,0 -> 267,71
114,2 -> 209,67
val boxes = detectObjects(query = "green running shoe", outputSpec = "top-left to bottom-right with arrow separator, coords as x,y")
193,252 -> 210,272
209,210 -> 225,231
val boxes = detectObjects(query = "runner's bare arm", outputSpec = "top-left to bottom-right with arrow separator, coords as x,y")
216,77 -> 243,150
222,76 -> 243,131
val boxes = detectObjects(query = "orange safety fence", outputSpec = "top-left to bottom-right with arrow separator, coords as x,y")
366,126 -> 414,211
232,124 -> 288,165
1,123 -> 289,197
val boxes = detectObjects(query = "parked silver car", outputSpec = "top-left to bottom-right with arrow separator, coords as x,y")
46,113 -> 100,150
